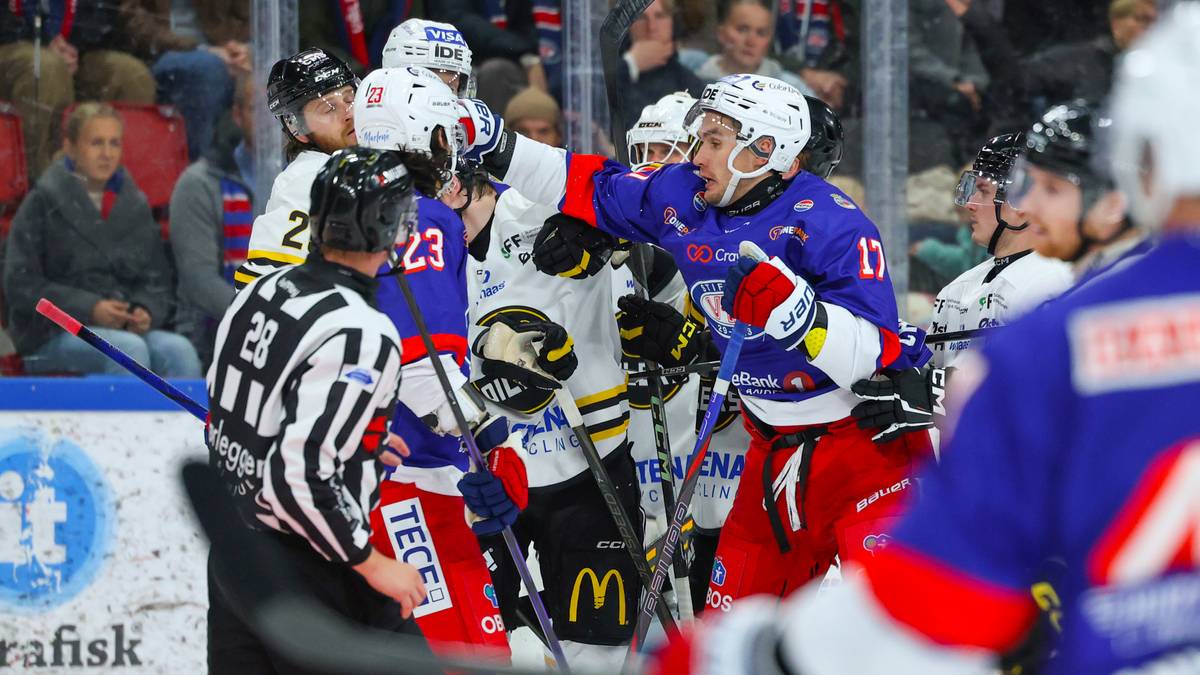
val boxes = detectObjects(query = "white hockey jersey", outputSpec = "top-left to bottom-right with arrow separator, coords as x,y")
233,150 -> 329,288
467,186 -> 630,489
928,250 -> 1072,368
614,266 -> 748,531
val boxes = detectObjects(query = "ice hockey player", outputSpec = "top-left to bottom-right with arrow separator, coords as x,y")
647,7 -> 1200,672
1010,100 -> 1152,284
350,66 -> 529,658
234,48 -> 359,288
383,18 -> 475,97
459,73 -> 933,612
205,147 -> 432,671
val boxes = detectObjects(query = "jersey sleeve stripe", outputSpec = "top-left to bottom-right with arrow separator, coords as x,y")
584,412 -> 630,443
574,381 -> 629,411
559,153 -> 609,227
399,333 -> 468,367
247,249 -> 307,265
879,326 -> 901,368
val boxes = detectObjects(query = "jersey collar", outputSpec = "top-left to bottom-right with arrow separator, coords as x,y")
722,173 -> 789,217
984,249 -> 1033,283
305,251 -> 380,303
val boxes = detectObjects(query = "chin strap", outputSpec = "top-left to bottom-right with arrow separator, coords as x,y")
986,202 -> 1030,256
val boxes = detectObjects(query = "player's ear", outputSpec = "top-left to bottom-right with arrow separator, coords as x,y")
1084,190 -> 1130,240
781,156 -> 803,180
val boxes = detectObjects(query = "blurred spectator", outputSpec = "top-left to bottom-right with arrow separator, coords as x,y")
169,75 -> 255,364
298,0 -> 411,74
428,0 -> 560,97
3,103 -> 200,377
695,0 -> 813,95
775,0 -> 854,111
0,0 -> 154,179
505,86 -> 562,148
1021,0 -> 1157,114
909,0 -> 989,167
677,0 -> 718,58
118,0 -> 250,160
616,0 -> 704,142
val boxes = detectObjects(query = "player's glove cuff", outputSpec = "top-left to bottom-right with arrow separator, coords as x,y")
616,294 -> 706,367
532,213 -> 615,279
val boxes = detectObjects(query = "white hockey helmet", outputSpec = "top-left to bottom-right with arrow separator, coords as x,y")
382,18 -> 475,96
626,91 -> 698,167
1109,3 -> 1200,231
354,66 -> 465,197
685,74 -> 811,206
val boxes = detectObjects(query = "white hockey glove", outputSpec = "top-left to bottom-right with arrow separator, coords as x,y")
457,98 -> 504,161
478,318 -> 578,390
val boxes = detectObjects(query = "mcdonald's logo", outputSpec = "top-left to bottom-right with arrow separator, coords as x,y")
569,568 -> 626,625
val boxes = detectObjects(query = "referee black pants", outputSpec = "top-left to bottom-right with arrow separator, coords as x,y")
207,532 -> 429,674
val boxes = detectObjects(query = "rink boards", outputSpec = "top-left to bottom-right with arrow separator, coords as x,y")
0,377 -> 209,672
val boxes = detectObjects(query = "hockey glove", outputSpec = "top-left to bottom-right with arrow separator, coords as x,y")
616,294 -> 707,367
532,213 -> 616,279
850,367 -> 948,443
457,98 -> 504,162
722,242 -> 817,351
478,318 -> 578,390
458,438 -> 529,536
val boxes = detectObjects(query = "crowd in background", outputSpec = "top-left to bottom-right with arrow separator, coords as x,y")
0,0 -> 1159,377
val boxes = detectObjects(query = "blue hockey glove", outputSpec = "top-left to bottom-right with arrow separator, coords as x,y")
457,438 -> 528,536
457,98 -> 504,162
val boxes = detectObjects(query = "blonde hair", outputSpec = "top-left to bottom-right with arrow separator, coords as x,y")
1110,0 -> 1155,21
65,102 -> 123,144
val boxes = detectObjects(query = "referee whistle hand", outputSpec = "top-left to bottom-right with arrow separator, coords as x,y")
354,550 -> 428,617
379,433 -> 411,467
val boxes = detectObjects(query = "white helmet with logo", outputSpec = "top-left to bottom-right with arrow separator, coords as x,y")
354,66 -> 464,196
627,91 -> 698,167
686,74 -> 811,206
1110,3 -> 1200,231
382,18 -> 474,96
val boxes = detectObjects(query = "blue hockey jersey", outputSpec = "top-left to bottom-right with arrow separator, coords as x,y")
375,195 -> 471,472
558,158 -> 910,425
866,234 -> 1200,673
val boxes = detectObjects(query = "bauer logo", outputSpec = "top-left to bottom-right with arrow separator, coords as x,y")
0,430 -> 112,611
382,498 -> 452,617
711,558 -> 727,586
425,27 -> 468,45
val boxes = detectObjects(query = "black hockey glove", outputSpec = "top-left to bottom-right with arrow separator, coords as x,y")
479,318 -> 579,390
532,213 -> 616,279
850,367 -> 948,444
616,294 -> 708,367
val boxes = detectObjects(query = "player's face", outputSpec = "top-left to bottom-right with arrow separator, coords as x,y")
645,142 -> 684,164
432,69 -> 466,96
719,3 -> 773,72
1016,164 -> 1086,260
300,85 -> 357,152
692,113 -> 755,205
963,177 -> 1001,247
66,115 -> 123,188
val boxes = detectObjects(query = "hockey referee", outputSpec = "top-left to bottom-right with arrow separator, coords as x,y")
205,147 -> 430,672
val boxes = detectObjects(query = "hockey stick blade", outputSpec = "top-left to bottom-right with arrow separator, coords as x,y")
554,389 -> 680,638
626,321 -> 751,658
600,0 -> 654,166
393,274 -> 570,671
181,461 -> 548,675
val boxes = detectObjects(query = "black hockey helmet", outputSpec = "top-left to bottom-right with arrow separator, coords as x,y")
268,48 -> 358,136
954,132 -> 1029,255
802,95 -> 844,179
309,147 -> 418,255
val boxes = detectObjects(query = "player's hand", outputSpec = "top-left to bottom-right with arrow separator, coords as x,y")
458,440 -> 529,535
532,213 -> 616,279
850,367 -> 947,443
126,306 -> 152,334
616,294 -> 706,367
457,99 -> 505,161
378,432 -> 410,467
479,318 -> 578,389
91,299 -> 133,329
722,242 -> 817,350
353,549 -> 428,617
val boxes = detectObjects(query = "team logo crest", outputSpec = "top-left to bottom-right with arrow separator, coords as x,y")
831,193 -> 857,210
693,192 -> 708,212
689,280 -> 764,339
711,558 -> 727,586
862,533 -> 892,556
793,199 -> 814,212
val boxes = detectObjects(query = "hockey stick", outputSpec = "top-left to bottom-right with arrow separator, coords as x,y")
392,275 -> 570,672
627,318 -> 751,657
36,298 -> 208,420
627,360 -> 718,381
643,516 -> 695,569
924,326 -> 997,344
182,460 -> 563,675
553,388 -> 680,638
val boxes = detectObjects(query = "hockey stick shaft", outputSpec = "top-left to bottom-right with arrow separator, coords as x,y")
36,298 -> 208,421
924,326 -> 996,344
627,321 -> 750,655
393,275 -> 570,672
554,389 -> 680,638
627,360 -> 718,381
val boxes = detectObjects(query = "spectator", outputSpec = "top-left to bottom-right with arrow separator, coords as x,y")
1021,0 -> 1157,116
616,0 -> 704,142
428,0 -> 559,97
909,0 -> 990,166
504,87 -> 563,148
695,0 -> 813,96
0,0 -> 154,180
298,0 -> 411,74
3,103 -> 201,377
117,0 -> 251,160
169,75 -> 256,364
774,0 -> 854,111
